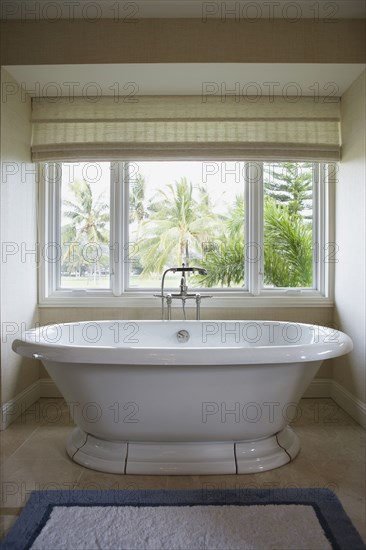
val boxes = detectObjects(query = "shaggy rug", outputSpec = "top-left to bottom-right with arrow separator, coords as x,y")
1,488 -> 364,550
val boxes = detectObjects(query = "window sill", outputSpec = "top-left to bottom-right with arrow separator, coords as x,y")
38,292 -> 334,308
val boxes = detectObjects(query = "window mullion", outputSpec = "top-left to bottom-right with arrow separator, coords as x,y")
39,163 -> 48,300
110,161 -> 124,296
122,162 -> 130,293
53,163 -> 62,292
313,163 -> 320,291
313,162 -> 330,295
40,162 -> 61,298
319,162 -> 333,297
246,162 -> 263,295
247,161 -> 263,295
50,163 -> 61,293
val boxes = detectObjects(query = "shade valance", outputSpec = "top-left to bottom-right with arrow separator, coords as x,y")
31,95 -> 341,161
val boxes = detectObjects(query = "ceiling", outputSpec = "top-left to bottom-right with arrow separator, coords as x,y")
5,63 -> 366,97
1,0 -> 365,19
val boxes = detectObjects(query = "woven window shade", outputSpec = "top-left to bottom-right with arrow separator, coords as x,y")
31,95 -> 341,161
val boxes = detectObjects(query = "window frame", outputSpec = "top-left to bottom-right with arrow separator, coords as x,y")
38,160 -> 335,308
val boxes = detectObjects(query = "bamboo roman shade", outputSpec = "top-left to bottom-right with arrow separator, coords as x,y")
31,95 -> 341,161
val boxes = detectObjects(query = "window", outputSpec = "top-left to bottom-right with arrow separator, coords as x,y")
39,160 -> 334,307
60,162 -> 111,289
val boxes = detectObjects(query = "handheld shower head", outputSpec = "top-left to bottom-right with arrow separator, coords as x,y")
175,267 -> 194,272
174,264 -> 207,276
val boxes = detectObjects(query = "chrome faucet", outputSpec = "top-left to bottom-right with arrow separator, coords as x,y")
154,263 -> 212,320
179,273 -> 188,296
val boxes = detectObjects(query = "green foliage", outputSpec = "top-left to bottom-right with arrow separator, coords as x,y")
196,194 -> 313,288
136,177 -> 220,275
263,197 -> 313,287
62,180 -> 109,243
129,174 -> 146,224
198,239 -> 245,287
264,161 -> 313,218
61,179 -> 109,276
226,194 -> 245,239
62,163 -> 315,290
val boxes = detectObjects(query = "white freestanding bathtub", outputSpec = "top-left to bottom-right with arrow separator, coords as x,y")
12,320 -> 353,475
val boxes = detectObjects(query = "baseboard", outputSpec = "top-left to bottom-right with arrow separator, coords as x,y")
0,380 -> 41,431
331,380 -> 366,429
39,378 -> 63,398
0,378 -> 61,430
303,378 -> 332,398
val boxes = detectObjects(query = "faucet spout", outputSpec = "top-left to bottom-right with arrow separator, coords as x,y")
156,263 -> 211,320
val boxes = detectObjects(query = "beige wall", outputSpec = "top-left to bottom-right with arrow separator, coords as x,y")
1,19 -> 365,65
0,68 -> 39,404
40,307 -> 333,325
333,70 -> 366,403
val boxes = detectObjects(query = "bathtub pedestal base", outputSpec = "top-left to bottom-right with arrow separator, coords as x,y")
126,441 -> 237,475
66,426 -> 300,475
67,428 -> 128,474
236,426 -> 300,473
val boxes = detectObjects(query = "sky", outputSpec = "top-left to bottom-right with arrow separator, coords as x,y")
61,160 -> 245,216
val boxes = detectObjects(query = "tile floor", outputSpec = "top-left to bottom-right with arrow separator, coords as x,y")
1,397 -> 365,543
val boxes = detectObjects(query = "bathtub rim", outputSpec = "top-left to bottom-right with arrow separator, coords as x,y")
12,319 -> 353,366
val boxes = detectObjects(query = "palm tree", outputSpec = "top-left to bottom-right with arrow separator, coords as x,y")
61,179 -> 109,282
198,238 -> 245,287
129,174 -> 146,228
128,174 -> 147,273
226,193 -> 245,240
195,193 -> 245,287
263,197 -> 313,287
137,177 -> 219,275
196,194 -> 313,288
